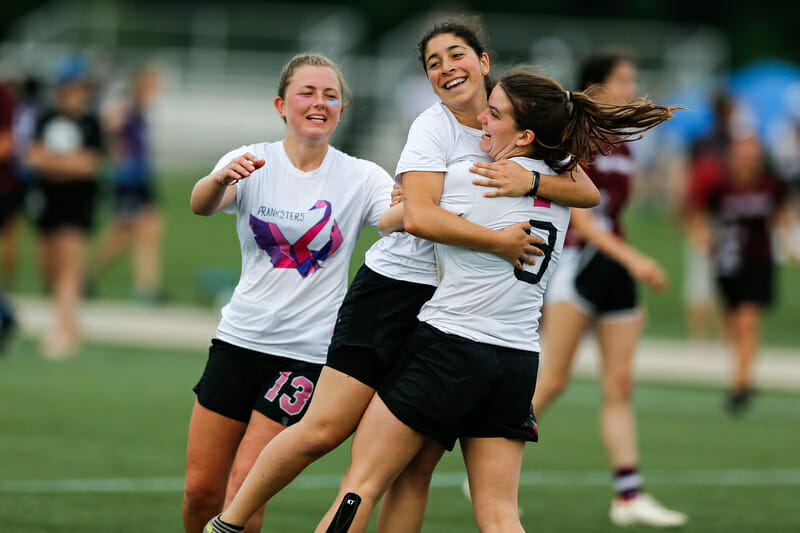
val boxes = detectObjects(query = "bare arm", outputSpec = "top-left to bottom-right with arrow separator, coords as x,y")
377,202 -> 405,234
570,207 -> 668,291
27,142 -> 100,180
470,160 -> 601,207
402,170 -> 543,269
774,201 -> 800,263
191,152 -> 265,216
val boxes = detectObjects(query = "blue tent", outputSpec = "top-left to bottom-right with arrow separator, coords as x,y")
661,57 -> 800,151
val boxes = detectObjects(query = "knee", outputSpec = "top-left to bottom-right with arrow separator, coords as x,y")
603,372 -> 634,403
183,480 -> 224,520
297,422 -> 350,459
473,501 -> 521,533
395,461 -> 435,492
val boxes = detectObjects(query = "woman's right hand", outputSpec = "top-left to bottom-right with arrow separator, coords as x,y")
495,221 -> 545,270
215,153 -> 265,186
629,253 -> 668,292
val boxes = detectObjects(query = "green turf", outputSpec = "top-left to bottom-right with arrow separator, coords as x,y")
1,337 -> 799,531
6,174 -> 799,347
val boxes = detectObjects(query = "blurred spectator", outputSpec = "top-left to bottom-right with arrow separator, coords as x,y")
680,89 -> 739,340
0,79 -> 18,352
26,55 -> 105,359
698,132 -> 798,415
88,64 -> 165,305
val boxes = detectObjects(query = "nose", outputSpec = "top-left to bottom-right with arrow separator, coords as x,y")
312,93 -> 326,107
441,57 -> 455,73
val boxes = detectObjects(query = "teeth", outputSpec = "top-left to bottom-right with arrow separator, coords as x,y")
445,77 -> 466,89
308,115 -> 325,121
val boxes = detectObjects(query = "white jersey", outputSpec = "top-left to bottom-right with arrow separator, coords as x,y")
214,141 -> 393,364
418,157 -> 571,352
364,102 -> 491,286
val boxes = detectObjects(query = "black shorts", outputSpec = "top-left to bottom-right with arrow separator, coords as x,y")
193,338 -> 322,425
32,180 -> 97,234
113,182 -> 156,219
379,322 -> 539,451
325,265 -> 436,389
574,249 -> 639,316
717,265 -> 774,310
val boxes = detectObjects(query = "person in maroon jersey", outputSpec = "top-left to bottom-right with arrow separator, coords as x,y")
700,132 -> 798,414
0,80 -> 19,352
532,52 -> 687,528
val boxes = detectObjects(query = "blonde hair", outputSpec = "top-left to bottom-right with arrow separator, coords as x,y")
277,53 -> 353,108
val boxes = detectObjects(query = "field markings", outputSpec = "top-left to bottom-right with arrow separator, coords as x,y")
2,469 -> 800,494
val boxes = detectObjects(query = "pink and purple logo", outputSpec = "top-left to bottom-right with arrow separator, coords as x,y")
250,200 -> 343,277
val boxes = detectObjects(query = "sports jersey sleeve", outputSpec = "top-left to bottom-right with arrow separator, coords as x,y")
211,145 -> 252,215
395,108 -> 450,178
360,163 -> 394,228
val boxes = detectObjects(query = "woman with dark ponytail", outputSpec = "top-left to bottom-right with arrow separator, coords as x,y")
533,53 -> 688,528
312,67 -> 675,533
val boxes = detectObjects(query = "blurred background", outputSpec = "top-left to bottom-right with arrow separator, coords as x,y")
0,1 -> 798,531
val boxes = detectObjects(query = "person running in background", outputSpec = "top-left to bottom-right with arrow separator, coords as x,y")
205,18 -> 601,533
182,53 -> 396,533
532,52 -> 688,528
311,67 -> 674,533
0,79 -> 18,352
698,132 -> 798,414
88,64 -> 165,305
26,56 -> 105,359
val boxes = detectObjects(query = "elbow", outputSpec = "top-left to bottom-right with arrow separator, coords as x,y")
582,188 -> 602,208
190,199 -> 211,216
402,215 -> 425,238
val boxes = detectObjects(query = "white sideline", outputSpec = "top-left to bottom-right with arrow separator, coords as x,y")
12,296 -> 800,391
2,469 -> 800,494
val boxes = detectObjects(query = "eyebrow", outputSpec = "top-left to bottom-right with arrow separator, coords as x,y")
426,45 -> 467,64
488,104 -> 501,116
297,85 -> 339,93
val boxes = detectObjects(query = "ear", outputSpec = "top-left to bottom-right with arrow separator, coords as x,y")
274,95 -> 285,118
480,53 -> 490,76
515,129 -> 535,147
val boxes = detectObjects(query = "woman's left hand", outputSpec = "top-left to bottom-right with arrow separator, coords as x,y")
390,183 -> 403,207
471,160 -> 532,197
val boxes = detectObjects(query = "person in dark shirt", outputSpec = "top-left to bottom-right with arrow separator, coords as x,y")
533,52 -> 686,528
89,64 -> 164,304
0,80 -> 18,352
700,132 -> 798,414
26,56 -> 104,359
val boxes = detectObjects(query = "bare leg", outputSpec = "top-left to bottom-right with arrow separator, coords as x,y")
533,302 -> 591,416
221,367 -> 375,526
729,303 -> 762,392
377,440 -> 445,533
314,395 -> 427,533
132,206 -> 163,297
90,220 -> 134,281
223,411 -> 286,533
0,215 -> 21,288
461,437 -> 525,533
183,401 -> 247,533
43,228 -> 85,358
594,313 -> 643,470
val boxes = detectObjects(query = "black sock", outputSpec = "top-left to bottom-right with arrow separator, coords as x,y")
207,514 -> 244,533
613,467 -> 642,500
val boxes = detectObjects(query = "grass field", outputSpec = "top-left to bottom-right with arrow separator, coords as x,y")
1,338 -> 799,531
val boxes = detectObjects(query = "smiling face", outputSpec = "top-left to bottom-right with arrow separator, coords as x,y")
423,33 -> 490,112
599,59 -> 638,105
477,85 -> 530,161
274,65 -> 343,142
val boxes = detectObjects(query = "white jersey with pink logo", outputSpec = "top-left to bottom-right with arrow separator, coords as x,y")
364,102 -> 492,287
213,140 -> 393,364
418,157 -> 571,352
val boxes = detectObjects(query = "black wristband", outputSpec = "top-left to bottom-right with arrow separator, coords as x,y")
525,170 -> 540,197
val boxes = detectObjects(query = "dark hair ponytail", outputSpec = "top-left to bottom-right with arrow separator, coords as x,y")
416,16 -> 496,95
498,68 -> 678,172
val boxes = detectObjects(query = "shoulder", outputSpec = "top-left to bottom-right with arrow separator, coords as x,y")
510,156 -> 556,176
409,103 -> 451,133
330,146 -> 392,182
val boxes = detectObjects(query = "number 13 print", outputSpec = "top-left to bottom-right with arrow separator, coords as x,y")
264,371 -> 315,416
